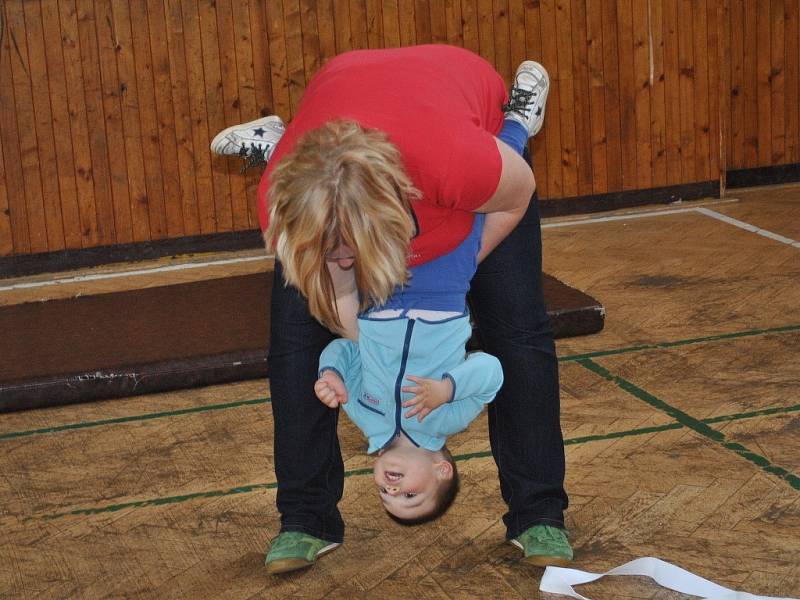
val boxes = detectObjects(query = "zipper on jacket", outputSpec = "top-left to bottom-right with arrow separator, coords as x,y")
393,319 -> 416,438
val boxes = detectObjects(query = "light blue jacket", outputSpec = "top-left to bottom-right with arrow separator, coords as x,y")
319,313 -> 503,454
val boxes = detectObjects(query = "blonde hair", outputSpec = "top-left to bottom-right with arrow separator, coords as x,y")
264,120 -> 419,332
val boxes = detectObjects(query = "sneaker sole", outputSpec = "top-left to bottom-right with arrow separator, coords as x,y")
521,61 -> 549,138
210,115 -> 284,156
264,542 -> 340,575
510,538 -> 572,568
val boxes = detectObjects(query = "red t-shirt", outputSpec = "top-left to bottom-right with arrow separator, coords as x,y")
258,44 -> 507,266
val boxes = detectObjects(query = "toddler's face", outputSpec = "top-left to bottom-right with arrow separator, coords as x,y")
373,446 -> 441,520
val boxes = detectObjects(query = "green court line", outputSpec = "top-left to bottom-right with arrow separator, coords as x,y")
3,323 -> 798,443
559,323 -> 800,363
577,358 -> 800,491
0,398 -> 270,441
32,403 -> 800,522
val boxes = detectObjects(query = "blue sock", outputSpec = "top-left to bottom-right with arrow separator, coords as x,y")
497,119 -> 529,157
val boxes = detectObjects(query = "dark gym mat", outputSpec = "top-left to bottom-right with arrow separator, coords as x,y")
0,272 -> 603,412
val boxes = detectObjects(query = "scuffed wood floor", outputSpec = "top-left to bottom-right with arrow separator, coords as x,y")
1,188 -> 799,599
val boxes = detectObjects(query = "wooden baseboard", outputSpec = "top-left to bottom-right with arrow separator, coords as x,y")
1,180 -> 722,279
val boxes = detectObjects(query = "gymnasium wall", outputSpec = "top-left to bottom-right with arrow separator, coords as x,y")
0,1 -> 796,259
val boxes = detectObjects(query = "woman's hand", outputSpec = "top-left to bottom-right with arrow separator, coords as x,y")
315,370 -> 348,408
401,375 -> 453,422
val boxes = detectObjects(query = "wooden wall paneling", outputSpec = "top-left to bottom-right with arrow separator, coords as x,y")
144,0 -> 184,239
164,0 -> 199,236
429,0 -> 448,44
182,0 -> 217,234
282,0 -> 306,121
770,0 -> 786,164
0,9 -> 29,256
492,0 -> 511,83
231,0 -> 261,228
476,0 -> 494,66
300,0 -> 322,83
677,0 -> 697,182
314,0 -> 336,60
111,0 -> 158,243
40,0 -> 82,249
398,0 -> 417,46
333,0 -> 353,54
524,0 -> 548,198
75,0 -> 116,244
349,0 -> 369,49
728,0 -> 744,169
742,0 -> 758,166
508,0 -> 527,71
414,0 -> 433,44
128,1 -> 169,240
444,0 -> 464,46
94,0 -> 136,243
785,0 -> 800,163
246,0 -> 273,226
692,0 -> 711,182
662,0 -> 682,184
601,0 -> 623,192
706,0 -> 722,181
649,0 -> 667,187
460,0 -> 480,54
716,0 -> 730,192
586,0 -> 608,194
540,0 -> 563,198
632,0 -> 652,190
265,0 -> 291,121
212,0 -> 246,232
381,0 -> 401,48
555,0 -> 578,197
570,0 -> 594,197
365,0 -> 384,48
616,0 -> 638,190
0,128 -> 11,256
248,0 -> 276,115
23,0 -> 70,251
756,0 -> 771,165
6,1 -> 50,252
198,0 -> 234,232
219,0 -> 251,231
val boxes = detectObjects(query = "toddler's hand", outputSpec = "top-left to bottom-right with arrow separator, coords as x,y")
401,375 -> 453,422
315,370 -> 348,408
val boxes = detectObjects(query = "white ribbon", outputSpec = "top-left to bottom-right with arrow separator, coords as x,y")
539,557 -> 797,600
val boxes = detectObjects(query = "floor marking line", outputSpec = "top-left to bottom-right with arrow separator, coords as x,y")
542,206 -> 703,228
559,323 -> 800,362
0,398 -> 271,441
695,207 -> 800,248
577,358 -> 800,491
0,255 -> 271,292
3,324 -> 798,442
26,404 -> 800,522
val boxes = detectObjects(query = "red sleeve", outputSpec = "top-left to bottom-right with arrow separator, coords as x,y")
437,125 -> 502,212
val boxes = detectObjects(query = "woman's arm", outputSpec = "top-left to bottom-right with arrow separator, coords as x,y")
473,138 -> 535,263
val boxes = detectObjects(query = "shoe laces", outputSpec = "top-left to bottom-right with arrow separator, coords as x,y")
503,87 -> 537,119
237,143 -> 268,173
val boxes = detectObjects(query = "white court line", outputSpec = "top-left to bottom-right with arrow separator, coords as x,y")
542,205 -> 704,228
0,255 -> 270,292
695,207 -> 800,248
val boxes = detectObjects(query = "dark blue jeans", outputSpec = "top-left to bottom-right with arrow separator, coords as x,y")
267,189 -> 567,543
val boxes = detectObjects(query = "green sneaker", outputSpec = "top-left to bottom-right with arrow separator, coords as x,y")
264,531 -> 340,574
511,524 -> 573,567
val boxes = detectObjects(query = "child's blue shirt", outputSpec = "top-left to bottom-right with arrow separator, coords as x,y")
319,313 -> 503,453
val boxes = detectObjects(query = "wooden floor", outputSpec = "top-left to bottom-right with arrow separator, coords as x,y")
1,187 -> 799,599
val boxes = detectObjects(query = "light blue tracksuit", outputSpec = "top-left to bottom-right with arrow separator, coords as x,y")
319,313 -> 503,454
